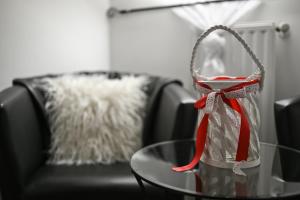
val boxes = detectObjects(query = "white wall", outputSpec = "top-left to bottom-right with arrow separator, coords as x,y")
110,0 -> 300,100
0,0 -> 110,90
110,0 -> 195,90
239,0 -> 300,100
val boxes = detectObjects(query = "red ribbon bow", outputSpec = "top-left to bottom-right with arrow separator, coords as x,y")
172,77 -> 259,172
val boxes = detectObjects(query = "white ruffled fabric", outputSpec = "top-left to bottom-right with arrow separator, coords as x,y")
41,75 -> 149,165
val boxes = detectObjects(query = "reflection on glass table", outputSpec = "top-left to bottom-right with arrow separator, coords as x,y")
130,139 -> 300,199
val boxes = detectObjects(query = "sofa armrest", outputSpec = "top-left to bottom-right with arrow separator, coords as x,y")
0,86 -> 45,198
152,84 -> 197,143
274,95 -> 300,150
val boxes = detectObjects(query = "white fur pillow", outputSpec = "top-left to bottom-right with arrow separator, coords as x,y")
42,75 -> 148,165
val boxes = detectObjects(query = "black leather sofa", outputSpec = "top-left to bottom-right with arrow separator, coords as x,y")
274,96 -> 300,192
274,95 -> 300,150
0,72 -> 197,200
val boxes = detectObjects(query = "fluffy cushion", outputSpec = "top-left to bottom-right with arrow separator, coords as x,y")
42,75 -> 148,165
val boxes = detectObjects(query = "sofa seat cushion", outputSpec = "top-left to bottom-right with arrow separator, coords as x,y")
24,163 -> 164,200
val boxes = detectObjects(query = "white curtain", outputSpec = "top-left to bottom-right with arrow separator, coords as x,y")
170,0 -> 261,76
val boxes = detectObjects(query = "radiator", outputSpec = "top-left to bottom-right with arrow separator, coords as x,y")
222,22 -> 276,144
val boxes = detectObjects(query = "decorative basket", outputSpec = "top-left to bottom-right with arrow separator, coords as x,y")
173,25 -> 265,176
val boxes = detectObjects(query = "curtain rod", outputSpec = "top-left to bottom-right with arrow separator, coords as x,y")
107,0 -> 249,18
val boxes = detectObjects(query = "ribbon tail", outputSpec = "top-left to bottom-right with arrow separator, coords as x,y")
234,100 -> 250,161
195,173 -> 202,192
233,161 -> 247,176
222,97 -> 250,162
172,114 -> 209,172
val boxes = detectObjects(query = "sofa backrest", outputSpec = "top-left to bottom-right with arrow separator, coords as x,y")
12,72 -> 197,148
0,86 -> 45,197
275,96 -> 300,150
151,84 -> 197,144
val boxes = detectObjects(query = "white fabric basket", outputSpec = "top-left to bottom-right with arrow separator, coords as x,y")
173,25 -> 265,176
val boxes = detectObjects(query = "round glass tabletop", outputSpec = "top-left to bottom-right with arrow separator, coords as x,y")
130,139 -> 300,199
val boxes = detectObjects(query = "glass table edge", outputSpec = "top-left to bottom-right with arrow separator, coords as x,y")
130,139 -> 300,199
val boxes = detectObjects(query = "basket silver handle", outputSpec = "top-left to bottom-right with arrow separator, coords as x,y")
190,25 -> 265,89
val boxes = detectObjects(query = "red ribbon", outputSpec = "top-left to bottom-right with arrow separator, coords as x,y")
172,77 -> 257,172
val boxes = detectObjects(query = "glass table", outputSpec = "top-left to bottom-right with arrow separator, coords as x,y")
130,139 -> 300,199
